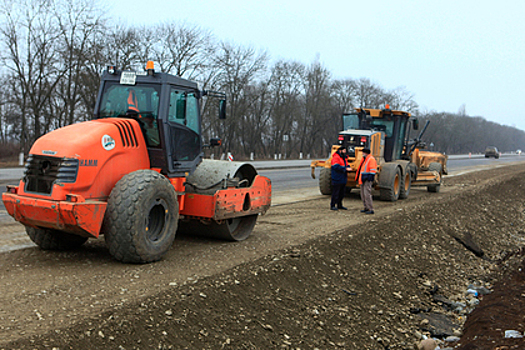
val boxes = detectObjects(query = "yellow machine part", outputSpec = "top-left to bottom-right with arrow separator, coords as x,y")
412,149 -> 448,174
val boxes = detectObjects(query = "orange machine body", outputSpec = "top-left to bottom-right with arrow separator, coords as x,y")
2,118 -> 271,239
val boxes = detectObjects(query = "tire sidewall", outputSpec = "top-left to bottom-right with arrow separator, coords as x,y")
399,168 -> 412,200
104,170 -> 178,263
319,167 -> 332,195
379,165 -> 401,201
133,178 -> 178,260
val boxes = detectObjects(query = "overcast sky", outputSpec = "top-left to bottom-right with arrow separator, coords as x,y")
108,0 -> 525,131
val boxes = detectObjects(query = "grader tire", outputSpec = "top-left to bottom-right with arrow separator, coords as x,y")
379,166 -> 402,202
427,162 -> 443,193
399,168 -> 412,200
104,170 -> 178,263
26,226 -> 88,250
319,167 -> 332,195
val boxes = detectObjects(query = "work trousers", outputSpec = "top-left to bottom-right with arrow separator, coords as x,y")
330,183 -> 346,208
360,180 -> 374,211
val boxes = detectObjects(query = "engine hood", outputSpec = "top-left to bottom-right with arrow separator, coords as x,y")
25,118 -> 151,200
31,119 -> 131,157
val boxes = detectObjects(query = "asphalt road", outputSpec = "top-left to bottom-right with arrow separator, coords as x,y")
261,154 -> 525,192
1,154 -> 525,210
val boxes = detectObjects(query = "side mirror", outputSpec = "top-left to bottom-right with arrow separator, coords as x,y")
210,137 -> 222,147
219,100 -> 226,120
412,118 -> 419,130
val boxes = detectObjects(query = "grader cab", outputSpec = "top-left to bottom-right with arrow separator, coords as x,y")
311,106 -> 447,201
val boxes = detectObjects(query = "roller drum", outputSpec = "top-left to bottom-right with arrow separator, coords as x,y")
185,159 -> 257,195
180,159 -> 260,241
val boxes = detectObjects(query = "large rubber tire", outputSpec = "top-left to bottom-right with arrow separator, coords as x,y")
427,162 -> 443,193
319,167 -> 332,195
379,166 -> 401,202
104,170 -> 178,263
26,226 -> 88,250
399,168 -> 412,200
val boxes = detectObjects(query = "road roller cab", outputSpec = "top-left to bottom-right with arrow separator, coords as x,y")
311,106 -> 447,201
2,62 -> 271,263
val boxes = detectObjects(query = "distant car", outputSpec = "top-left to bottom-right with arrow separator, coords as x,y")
517,149 -> 522,155
485,146 -> 499,159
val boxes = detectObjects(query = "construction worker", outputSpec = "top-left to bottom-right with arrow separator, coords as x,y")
356,148 -> 377,214
330,146 -> 351,210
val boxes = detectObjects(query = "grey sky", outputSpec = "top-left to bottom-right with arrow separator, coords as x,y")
109,0 -> 525,130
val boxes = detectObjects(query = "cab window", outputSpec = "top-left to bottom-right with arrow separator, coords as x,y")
98,82 -> 161,148
168,89 -> 200,134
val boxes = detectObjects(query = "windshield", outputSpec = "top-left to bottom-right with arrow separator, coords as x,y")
99,82 -> 161,120
343,113 -> 394,137
369,119 -> 394,138
98,82 -> 162,147
343,114 -> 359,130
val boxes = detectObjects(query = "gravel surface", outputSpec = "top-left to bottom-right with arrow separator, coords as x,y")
1,163 -> 525,349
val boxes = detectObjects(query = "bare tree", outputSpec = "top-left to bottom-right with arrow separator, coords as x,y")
352,78 -> 385,109
298,59 -> 333,157
387,86 -> 419,112
1,2 -> 524,161
332,78 -> 357,116
152,21 -> 215,81
211,41 -> 268,155
0,0 -> 65,152
149,22 -> 221,148
54,0 -> 105,126
267,60 -> 305,157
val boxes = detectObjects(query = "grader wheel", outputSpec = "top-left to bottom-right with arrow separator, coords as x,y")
427,162 -> 443,193
319,167 -> 332,195
379,166 -> 401,202
399,168 -> 412,200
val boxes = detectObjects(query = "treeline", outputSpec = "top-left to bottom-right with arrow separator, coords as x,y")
0,0 -> 523,160
419,112 -> 525,155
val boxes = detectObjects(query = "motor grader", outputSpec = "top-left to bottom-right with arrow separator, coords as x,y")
311,106 -> 447,201
2,62 -> 271,263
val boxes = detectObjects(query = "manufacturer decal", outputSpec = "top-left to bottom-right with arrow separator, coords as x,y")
102,135 -> 116,151
80,159 -> 98,167
42,150 -> 57,155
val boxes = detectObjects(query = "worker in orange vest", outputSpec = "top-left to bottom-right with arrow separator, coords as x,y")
356,148 -> 377,214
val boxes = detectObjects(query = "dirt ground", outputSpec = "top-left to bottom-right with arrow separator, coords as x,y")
1,163 -> 525,350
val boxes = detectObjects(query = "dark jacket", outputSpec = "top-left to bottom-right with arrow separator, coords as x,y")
331,151 -> 348,185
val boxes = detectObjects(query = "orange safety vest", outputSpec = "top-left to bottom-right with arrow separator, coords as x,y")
127,90 -> 142,117
356,154 -> 377,185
